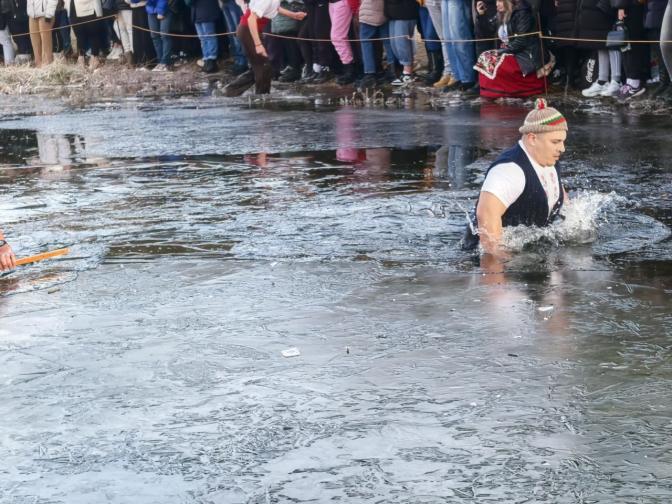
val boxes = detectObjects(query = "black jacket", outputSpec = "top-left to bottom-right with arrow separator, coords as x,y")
552,0 -> 618,49
479,0 -> 545,75
384,0 -> 418,20
191,0 -> 220,23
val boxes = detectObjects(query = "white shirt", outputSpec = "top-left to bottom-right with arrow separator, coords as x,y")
480,140 -> 561,217
249,0 -> 280,19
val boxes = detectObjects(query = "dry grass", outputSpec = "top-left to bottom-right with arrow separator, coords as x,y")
0,60 -> 91,95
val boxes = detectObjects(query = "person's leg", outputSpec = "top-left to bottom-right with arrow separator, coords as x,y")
441,0 -> 459,80
418,7 -> 440,54
236,23 -> 272,93
115,12 -> 132,53
426,2 -> 450,76
298,3 -> 315,69
87,18 -> 102,57
446,0 -> 474,83
39,17 -> 54,64
285,38 -> 302,70
609,49 -> 622,83
159,12 -> 172,65
329,0 -> 353,65
28,17 -> 43,66
359,22 -> 377,74
57,10 -> 72,52
0,27 -> 15,64
122,10 -> 134,53
662,1 -> 672,77
199,22 -> 217,60
147,13 -> 163,63
314,0 -> 333,68
622,5 -> 647,86
222,1 -> 246,66
379,22 -> 395,68
597,49 -> 609,83
389,20 -> 414,72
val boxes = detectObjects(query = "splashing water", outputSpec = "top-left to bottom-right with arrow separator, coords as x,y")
501,191 -> 670,254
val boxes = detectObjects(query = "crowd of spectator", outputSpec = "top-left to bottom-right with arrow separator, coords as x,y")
0,0 -> 670,101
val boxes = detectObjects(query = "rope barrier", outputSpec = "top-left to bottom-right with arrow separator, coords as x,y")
7,14 -> 672,46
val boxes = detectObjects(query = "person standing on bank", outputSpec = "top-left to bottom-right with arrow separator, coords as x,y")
0,230 -> 16,271
463,98 -> 568,256
235,0 -> 307,94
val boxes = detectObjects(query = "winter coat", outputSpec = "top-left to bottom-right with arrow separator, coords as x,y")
0,0 -> 15,13
270,0 -> 303,33
191,0 -> 219,22
644,0 -> 666,29
383,0 -> 417,20
479,0 -> 544,75
552,0 -> 617,49
145,0 -> 168,15
26,0 -> 58,18
359,0 -> 385,25
65,0 -> 102,16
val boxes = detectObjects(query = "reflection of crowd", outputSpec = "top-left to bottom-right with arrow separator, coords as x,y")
0,0 -> 670,101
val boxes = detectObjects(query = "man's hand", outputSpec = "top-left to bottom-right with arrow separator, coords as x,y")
476,1 -> 486,15
617,9 -> 625,20
292,11 -> 307,20
157,13 -> 165,20
255,43 -> 268,57
0,241 -> 16,271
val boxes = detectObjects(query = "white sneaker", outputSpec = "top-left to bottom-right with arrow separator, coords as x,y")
391,73 -> 414,86
196,58 -> 204,68
599,80 -> 621,97
107,45 -> 123,60
582,81 -> 607,97
152,64 -> 167,72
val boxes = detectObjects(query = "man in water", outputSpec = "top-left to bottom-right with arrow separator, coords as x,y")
0,229 -> 16,271
463,98 -> 568,257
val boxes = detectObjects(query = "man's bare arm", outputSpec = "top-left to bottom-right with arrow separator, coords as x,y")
476,191 -> 508,256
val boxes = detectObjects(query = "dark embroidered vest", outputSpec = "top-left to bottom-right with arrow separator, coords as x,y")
462,143 -> 563,250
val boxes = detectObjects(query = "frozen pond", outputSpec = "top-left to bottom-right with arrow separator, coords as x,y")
0,97 -> 671,503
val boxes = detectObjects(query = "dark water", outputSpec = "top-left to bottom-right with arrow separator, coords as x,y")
0,97 -> 671,503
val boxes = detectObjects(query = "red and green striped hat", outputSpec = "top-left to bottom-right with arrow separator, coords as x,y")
519,98 -> 568,134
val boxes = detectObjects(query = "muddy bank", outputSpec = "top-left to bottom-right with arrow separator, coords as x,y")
1,60 -> 671,115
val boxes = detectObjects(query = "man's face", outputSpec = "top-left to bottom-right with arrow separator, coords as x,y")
526,130 -> 567,166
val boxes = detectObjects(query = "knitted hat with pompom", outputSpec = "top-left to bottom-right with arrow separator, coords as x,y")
519,98 -> 568,135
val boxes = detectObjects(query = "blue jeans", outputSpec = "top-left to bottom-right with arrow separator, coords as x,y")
147,12 -> 173,65
55,10 -> 71,52
195,22 -> 218,60
418,7 -> 440,53
359,22 -> 395,74
441,0 -> 475,83
389,19 -> 415,67
221,0 -> 247,66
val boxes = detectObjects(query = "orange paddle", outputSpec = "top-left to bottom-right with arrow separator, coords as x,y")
15,248 -> 71,267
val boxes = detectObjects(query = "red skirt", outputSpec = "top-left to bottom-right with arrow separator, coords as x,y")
478,54 -> 546,99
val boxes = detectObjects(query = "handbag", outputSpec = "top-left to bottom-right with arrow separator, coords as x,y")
606,21 -> 628,49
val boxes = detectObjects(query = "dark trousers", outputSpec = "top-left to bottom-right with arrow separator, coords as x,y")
237,23 -> 272,94
622,5 -> 650,82
298,1 -> 333,67
132,7 -> 157,64
71,13 -> 103,56
267,31 -> 303,71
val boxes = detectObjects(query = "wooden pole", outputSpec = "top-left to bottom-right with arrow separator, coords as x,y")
15,248 -> 71,267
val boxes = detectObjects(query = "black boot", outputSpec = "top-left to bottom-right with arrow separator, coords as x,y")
378,63 -> 397,84
336,63 -> 356,85
279,66 -> 301,82
202,59 -> 218,74
424,51 -> 442,85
